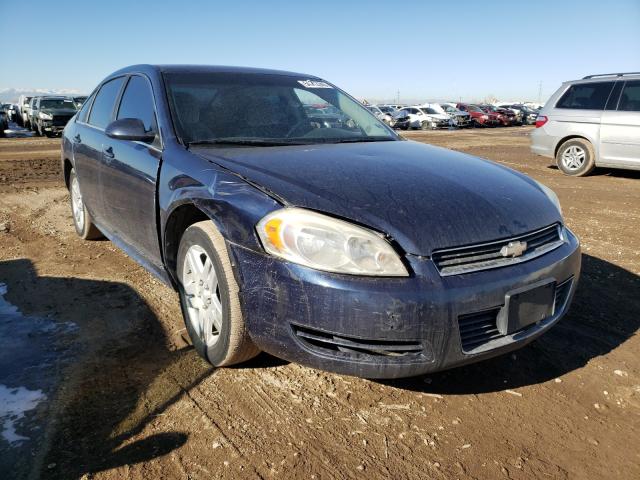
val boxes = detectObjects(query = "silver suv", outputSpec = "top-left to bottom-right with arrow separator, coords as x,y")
531,72 -> 640,176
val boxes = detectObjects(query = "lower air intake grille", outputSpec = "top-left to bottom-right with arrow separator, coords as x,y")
458,277 -> 573,353
554,277 -> 573,314
291,324 -> 424,358
458,308 -> 503,352
432,224 -> 564,276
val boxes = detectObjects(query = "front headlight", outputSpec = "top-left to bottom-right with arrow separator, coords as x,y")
256,208 -> 408,276
39,112 -> 52,120
537,182 -> 562,216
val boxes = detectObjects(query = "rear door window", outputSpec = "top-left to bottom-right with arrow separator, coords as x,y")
88,77 -> 125,129
618,81 -> 640,112
556,82 -> 614,110
77,93 -> 95,123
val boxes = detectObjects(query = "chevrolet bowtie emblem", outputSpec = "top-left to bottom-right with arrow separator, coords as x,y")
500,240 -> 527,258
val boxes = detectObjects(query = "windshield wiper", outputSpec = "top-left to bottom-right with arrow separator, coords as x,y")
322,137 -> 396,144
187,138 -> 310,148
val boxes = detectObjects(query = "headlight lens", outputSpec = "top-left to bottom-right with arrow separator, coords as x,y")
537,182 -> 562,216
256,208 -> 408,276
39,112 -> 52,120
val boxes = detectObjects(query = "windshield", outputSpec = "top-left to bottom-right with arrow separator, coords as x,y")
467,105 -> 483,113
164,72 -> 397,146
423,107 -> 439,114
378,106 -> 394,113
40,98 -> 77,110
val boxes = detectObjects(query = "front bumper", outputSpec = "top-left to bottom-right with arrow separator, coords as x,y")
230,229 -> 580,379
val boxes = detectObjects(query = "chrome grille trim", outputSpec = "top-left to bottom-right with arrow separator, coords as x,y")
432,224 -> 565,276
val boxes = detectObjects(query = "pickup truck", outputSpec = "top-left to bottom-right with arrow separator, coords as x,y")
61,64 -> 580,379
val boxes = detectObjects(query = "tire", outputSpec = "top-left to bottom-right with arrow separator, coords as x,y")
69,169 -> 102,239
420,121 -> 431,131
177,221 -> 260,366
556,138 -> 596,177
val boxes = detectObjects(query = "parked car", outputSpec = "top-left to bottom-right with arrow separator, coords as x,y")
532,72 -> 640,176
6,103 -> 20,123
502,104 -> 538,125
32,96 -> 79,137
27,96 -> 41,131
366,105 -> 393,126
480,104 -> 518,126
62,64 -> 580,379
393,106 -> 451,130
17,95 -> 33,128
73,96 -> 88,108
376,105 -> 397,115
438,103 -> 473,127
456,103 -> 500,127
0,109 -> 8,137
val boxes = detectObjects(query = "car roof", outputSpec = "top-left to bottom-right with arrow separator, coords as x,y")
565,73 -> 640,85
108,64 -> 318,79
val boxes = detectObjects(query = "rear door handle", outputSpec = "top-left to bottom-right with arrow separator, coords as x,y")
73,134 -> 81,144
103,146 -> 115,159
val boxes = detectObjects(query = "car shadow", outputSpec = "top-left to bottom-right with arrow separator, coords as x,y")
381,254 -> 640,395
0,259 -> 213,480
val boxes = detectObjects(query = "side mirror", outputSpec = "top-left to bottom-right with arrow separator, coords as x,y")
105,118 -> 155,142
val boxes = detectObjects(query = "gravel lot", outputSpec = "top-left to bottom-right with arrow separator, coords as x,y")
0,127 -> 638,479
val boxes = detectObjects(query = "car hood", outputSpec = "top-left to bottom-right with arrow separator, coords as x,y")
194,140 -> 561,256
41,108 -> 77,115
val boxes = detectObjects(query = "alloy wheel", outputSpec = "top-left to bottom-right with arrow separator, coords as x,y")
561,146 -> 586,170
182,245 -> 223,347
70,176 -> 85,231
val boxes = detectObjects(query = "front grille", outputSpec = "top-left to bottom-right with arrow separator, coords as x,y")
432,224 -> 563,276
291,324 -> 424,358
52,115 -> 73,127
458,277 -> 573,353
553,278 -> 573,314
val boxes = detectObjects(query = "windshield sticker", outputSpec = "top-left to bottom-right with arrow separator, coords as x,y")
298,80 -> 332,89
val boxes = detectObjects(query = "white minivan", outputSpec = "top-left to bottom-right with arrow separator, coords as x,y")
531,72 -> 640,176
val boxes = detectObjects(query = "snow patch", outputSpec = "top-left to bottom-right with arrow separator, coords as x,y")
0,384 -> 46,444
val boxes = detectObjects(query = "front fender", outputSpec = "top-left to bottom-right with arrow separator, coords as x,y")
159,146 -> 283,254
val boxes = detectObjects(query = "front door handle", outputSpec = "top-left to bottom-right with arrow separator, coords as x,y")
73,134 -> 81,144
103,146 -> 115,159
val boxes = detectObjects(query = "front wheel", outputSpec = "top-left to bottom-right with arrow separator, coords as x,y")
556,138 -> 595,176
69,169 -> 102,239
177,221 -> 260,366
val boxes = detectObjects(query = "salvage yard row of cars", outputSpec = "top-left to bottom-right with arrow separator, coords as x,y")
366,102 -> 540,130
0,94 -> 87,137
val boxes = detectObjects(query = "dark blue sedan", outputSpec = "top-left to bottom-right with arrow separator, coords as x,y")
61,65 -> 581,378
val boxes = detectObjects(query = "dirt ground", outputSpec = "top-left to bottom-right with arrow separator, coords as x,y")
0,127 -> 639,480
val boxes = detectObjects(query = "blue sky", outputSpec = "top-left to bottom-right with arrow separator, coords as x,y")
1,0 -> 639,102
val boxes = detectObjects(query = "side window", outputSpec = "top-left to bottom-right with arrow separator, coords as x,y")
77,93 -> 95,123
618,81 -> 640,112
88,77 -> 125,129
556,82 -> 614,110
117,76 -> 157,133
604,82 -> 623,110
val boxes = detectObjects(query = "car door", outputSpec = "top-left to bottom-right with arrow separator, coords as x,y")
99,74 -> 163,268
73,77 -> 126,226
600,80 -> 640,168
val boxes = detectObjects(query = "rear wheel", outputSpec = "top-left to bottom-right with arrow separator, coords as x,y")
69,169 -> 102,239
177,221 -> 260,366
556,138 -> 595,177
